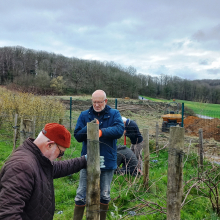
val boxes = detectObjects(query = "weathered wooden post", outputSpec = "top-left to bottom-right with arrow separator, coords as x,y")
59,118 -> 63,125
86,119 -> 100,220
167,127 -> 184,220
13,114 -> 18,151
32,116 -> 36,139
20,118 -> 34,145
143,128 -> 149,188
199,128 -> 203,167
156,122 -> 159,155
198,128 -> 203,178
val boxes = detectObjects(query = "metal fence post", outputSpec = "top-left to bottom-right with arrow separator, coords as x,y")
181,103 -> 184,127
70,97 -> 72,130
156,122 -> 159,155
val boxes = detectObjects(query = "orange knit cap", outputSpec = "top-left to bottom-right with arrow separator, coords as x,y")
42,123 -> 71,148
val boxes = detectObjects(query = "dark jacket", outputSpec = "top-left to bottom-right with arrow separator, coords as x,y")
74,105 -> 124,170
0,138 -> 86,220
125,119 -> 143,144
116,145 -> 138,176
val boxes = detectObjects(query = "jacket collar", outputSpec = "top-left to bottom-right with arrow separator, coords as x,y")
22,138 -> 53,167
88,105 -> 111,119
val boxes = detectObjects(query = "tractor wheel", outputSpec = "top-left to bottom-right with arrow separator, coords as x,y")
162,122 -> 167,132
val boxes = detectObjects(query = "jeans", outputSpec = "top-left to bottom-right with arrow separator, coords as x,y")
75,169 -> 114,205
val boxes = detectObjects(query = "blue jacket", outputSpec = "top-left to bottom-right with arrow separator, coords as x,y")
74,105 -> 124,170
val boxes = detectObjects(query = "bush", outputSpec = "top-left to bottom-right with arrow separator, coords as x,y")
0,88 -> 65,132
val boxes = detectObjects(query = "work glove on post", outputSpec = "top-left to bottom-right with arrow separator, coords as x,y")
95,118 -> 102,138
84,155 -> 105,168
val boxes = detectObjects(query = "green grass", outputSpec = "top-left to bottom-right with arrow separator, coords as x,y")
1,94 -> 220,219
0,129 -> 219,219
142,96 -> 220,118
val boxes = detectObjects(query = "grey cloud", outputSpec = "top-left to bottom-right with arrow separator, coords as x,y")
1,0 -> 220,80
192,24 -> 220,42
199,60 -> 210,65
207,68 -> 220,75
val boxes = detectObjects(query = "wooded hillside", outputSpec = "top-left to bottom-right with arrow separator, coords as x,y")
1,46 -> 220,103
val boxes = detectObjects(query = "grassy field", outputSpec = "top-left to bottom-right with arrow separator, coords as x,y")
0,134 -> 219,219
142,96 -> 220,118
1,92 -> 220,219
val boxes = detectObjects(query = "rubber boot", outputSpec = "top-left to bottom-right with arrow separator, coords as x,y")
100,203 -> 109,220
73,205 -> 85,220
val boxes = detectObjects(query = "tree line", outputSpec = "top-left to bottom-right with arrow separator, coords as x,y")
1,46 -> 220,103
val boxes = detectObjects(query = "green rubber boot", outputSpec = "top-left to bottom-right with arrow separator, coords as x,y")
100,203 -> 109,220
73,205 -> 85,220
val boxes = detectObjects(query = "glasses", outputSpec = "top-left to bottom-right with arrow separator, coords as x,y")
48,140 -> 64,158
56,145 -> 65,158
92,100 -> 106,105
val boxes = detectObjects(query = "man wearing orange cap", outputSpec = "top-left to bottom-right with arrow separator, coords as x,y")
0,123 -> 87,220
73,90 -> 124,220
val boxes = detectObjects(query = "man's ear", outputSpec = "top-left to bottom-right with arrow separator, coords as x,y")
105,99 -> 108,104
46,141 -> 54,149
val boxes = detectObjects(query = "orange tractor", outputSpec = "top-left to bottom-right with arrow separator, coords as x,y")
161,100 -> 183,132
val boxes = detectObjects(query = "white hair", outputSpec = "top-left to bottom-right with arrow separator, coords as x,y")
92,90 -> 106,99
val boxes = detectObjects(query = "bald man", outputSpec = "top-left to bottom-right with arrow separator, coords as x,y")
73,90 -> 124,220
0,123 -> 87,220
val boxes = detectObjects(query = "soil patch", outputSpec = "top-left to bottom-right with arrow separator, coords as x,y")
184,116 -> 220,142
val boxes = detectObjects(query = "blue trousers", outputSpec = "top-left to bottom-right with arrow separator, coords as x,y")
75,169 -> 114,205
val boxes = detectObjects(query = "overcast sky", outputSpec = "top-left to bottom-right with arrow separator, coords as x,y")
1,0 -> 220,80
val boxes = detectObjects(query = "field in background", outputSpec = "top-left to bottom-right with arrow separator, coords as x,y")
143,96 -> 220,118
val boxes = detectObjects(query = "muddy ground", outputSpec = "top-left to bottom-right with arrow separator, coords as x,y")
61,98 -> 220,161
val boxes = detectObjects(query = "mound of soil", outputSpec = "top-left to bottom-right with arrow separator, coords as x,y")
184,116 -> 220,141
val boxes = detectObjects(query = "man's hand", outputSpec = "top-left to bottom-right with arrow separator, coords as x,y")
84,155 -> 105,168
95,118 -> 99,124
99,129 -> 102,137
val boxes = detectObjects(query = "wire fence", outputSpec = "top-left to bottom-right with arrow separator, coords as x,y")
1,103 -> 220,219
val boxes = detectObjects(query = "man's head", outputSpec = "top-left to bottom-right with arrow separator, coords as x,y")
34,123 -> 71,161
92,90 -> 107,112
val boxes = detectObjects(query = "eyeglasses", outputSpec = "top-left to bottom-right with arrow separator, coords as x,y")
48,140 -> 64,158
92,100 -> 106,105
56,145 -> 65,158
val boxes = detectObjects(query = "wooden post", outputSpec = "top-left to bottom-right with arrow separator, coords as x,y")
20,118 -> 34,145
86,120 -> 100,220
13,114 -> 18,151
156,122 -> 159,155
32,116 -> 36,139
199,128 -> 203,167
143,128 -> 149,188
167,127 -> 184,220
59,118 -> 63,125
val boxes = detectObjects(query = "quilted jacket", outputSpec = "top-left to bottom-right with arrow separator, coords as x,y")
0,138 -> 87,220
74,105 -> 124,170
